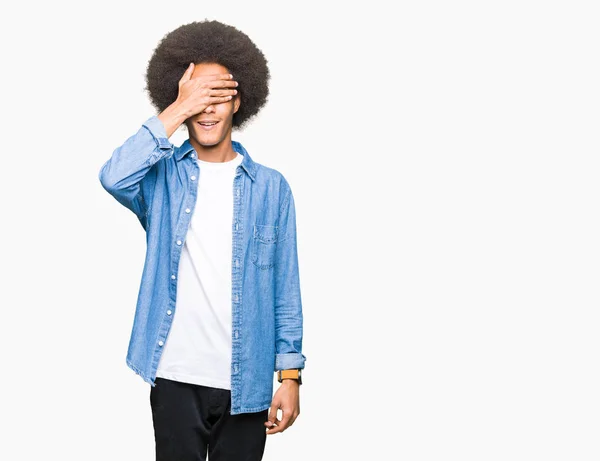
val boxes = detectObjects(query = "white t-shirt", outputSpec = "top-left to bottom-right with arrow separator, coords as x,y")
156,151 -> 243,390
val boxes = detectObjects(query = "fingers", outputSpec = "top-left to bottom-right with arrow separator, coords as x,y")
203,77 -> 238,89
265,418 -> 282,435
266,402 -> 279,427
265,408 -> 295,435
204,72 -> 235,82
265,402 -> 280,434
205,95 -> 235,107
194,72 -> 234,82
279,411 -> 293,432
202,81 -> 238,107
179,62 -> 195,84
180,65 -> 237,88
176,71 -> 238,116
208,88 -> 238,98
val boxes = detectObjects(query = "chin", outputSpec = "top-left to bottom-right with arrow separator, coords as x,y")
192,135 -> 224,147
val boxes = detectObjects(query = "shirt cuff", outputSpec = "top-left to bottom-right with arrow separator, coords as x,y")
142,115 -> 173,150
275,353 -> 306,371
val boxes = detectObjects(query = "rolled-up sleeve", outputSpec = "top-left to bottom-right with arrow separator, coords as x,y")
273,185 -> 307,371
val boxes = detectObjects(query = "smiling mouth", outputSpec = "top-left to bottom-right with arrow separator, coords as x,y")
197,120 -> 220,130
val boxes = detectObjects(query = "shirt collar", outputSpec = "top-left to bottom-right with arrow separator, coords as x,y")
174,139 -> 257,181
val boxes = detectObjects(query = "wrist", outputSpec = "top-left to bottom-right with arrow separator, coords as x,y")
157,101 -> 192,138
277,368 -> 302,385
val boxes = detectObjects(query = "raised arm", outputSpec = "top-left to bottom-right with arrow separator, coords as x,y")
98,63 -> 238,227
98,116 -> 174,228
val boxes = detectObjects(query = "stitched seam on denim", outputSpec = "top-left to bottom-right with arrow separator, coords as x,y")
277,188 -> 292,243
278,188 -> 291,219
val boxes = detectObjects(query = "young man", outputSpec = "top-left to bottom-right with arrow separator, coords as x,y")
98,20 -> 306,460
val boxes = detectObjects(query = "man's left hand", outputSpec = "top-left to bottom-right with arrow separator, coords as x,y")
264,379 -> 300,434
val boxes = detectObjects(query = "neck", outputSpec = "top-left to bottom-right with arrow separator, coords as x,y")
189,136 -> 237,163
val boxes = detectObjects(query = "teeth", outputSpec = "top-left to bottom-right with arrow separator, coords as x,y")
200,122 -> 217,126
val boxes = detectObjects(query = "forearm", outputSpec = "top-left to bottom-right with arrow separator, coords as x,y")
157,101 -> 193,138
274,264 -> 305,369
274,187 -> 307,371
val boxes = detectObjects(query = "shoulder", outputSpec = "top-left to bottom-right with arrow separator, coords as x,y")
255,162 -> 291,189
253,162 -> 294,214
253,161 -> 294,196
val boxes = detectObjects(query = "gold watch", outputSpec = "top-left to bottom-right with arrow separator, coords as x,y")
277,368 -> 302,385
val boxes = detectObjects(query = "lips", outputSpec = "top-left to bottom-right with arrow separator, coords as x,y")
197,120 -> 219,131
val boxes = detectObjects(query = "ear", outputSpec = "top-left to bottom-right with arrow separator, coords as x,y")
233,92 -> 241,114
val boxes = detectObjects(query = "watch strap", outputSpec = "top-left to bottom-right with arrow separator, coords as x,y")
277,368 -> 302,384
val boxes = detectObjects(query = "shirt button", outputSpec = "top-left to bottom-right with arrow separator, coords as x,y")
236,189 -> 240,197
235,222 -> 239,230
233,294 -> 238,302
191,175 -> 196,181
235,259 -> 239,267
176,240 -> 182,245
234,330 -> 238,339
158,340 -> 164,346
185,208 -> 191,213
167,310 -> 172,316
171,274 -> 176,279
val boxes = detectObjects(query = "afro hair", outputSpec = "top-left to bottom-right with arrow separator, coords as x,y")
145,20 -> 270,131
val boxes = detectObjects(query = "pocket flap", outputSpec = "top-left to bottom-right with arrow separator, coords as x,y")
254,224 -> 278,243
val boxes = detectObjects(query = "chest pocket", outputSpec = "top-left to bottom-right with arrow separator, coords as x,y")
251,224 -> 279,270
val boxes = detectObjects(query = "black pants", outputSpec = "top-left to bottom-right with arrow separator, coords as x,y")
150,377 -> 268,461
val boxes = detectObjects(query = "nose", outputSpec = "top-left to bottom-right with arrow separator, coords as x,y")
203,104 -> 215,114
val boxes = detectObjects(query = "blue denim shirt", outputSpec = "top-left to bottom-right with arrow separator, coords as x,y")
98,115 -> 306,414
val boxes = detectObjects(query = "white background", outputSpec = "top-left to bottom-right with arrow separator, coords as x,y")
1,1 -> 599,459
